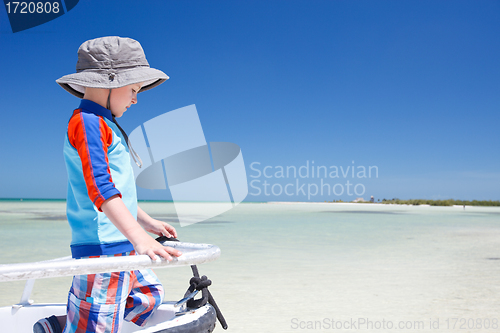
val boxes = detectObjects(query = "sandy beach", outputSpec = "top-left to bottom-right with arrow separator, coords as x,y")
1,201 -> 500,332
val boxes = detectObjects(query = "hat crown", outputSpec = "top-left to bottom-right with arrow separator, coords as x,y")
76,36 -> 150,72
57,36 -> 169,98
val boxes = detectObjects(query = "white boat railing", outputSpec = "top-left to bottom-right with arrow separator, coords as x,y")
0,242 -> 220,282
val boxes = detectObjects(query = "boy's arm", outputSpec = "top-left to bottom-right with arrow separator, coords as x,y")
137,206 -> 178,239
101,195 -> 182,261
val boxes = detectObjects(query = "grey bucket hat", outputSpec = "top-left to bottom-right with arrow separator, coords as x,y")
56,36 -> 169,98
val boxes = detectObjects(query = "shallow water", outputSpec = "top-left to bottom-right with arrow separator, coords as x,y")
1,201 -> 500,332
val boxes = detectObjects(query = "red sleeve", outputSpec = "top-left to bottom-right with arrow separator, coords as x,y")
68,111 -> 122,211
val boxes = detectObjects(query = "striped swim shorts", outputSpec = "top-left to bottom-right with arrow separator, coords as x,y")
63,251 -> 164,333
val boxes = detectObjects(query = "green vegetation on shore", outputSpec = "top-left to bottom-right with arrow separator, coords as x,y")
380,199 -> 500,206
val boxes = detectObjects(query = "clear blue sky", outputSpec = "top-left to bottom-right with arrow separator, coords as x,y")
0,0 -> 499,202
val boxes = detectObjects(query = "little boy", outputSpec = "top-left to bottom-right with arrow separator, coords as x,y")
34,36 -> 181,333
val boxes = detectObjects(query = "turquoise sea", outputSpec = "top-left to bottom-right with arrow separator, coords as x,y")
1,200 -> 500,332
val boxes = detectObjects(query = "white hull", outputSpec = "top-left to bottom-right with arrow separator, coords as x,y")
0,302 -> 216,333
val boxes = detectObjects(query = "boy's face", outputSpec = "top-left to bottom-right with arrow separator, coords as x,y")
110,82 -> 143,118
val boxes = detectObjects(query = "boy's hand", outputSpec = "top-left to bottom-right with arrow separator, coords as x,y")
101,196 -> 182,261
137,206 -> 178,238
139,218 -> 178,239
133,234 -> 182,262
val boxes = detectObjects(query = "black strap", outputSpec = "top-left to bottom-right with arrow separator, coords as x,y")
191,265 -> 228,329
184,275 -> 212,308
112,115 -> 130,144
47,315 -> 63,333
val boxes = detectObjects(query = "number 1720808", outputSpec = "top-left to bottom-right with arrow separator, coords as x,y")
5,2 -> 60,14
445,318 -> 498,330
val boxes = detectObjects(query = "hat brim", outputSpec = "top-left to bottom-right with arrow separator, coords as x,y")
56,67 -> 169,98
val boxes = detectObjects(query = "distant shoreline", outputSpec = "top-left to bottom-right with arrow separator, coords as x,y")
266,202 -> 486,207
268,199 -> 500,207
0,198 -> 66,202
379,199 -> 500,206
1,198 -> 499,207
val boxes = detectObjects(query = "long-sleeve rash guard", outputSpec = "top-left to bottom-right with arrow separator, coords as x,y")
64,99 -> 136,258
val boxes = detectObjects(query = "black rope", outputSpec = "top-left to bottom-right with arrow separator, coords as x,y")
156,236 -> 228,330
112,114 -> 142,168
191,262 -> 228,329
112,115 -> 131,145
183,275 -> 211,308
107,88 -> 130,149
